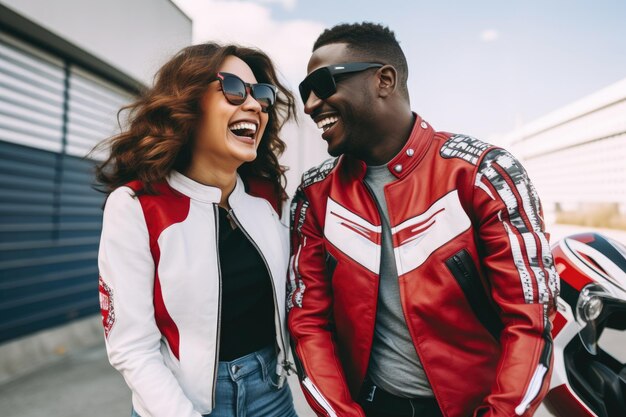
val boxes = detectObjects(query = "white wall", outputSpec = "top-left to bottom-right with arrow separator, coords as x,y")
280,113 -> 330,197
2,0 -> 191,84
520,133 -> 626,206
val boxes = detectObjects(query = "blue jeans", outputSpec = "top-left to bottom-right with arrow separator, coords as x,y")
132,346 -> 297,417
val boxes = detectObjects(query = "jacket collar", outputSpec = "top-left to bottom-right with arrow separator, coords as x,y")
227,176 -> 249,208
343,113 -> 435,180
166,171 -> 222,204
167,171 -> 253,207
386,113 -> 434,179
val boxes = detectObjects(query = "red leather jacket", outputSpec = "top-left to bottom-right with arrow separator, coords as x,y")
287,115 -> 558,417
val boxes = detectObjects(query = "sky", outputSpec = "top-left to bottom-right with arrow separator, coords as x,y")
172,0 -> 626,140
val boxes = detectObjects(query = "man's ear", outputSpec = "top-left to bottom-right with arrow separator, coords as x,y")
376,65 -> 397,98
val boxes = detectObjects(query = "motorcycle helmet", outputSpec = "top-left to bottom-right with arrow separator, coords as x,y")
545,233 -> 626,417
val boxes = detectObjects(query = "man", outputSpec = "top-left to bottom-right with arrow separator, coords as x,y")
287,22 -> 559,417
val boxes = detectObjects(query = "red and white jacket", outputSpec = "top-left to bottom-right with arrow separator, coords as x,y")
288,115 -> 559,417
98,171 -> 290,417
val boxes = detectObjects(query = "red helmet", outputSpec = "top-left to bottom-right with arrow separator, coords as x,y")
545,233 -> 626,417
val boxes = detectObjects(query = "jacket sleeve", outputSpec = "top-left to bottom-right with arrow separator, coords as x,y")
471,148 -> 558,417
287,185 -> 366,417
98,187 -> 202,417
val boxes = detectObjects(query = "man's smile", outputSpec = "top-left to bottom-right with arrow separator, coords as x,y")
317,115 -> 338,132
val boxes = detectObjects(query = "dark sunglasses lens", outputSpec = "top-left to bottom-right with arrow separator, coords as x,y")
309,68 -> 335,99
300,68 -> 335,102
298,83 -> 310,103
221,75 -> 246,105
251,84 -> 275,112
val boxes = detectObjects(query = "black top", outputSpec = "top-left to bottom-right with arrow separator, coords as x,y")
217,207 -> 276,361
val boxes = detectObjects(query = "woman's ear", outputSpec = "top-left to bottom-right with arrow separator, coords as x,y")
376,65 -> 397,98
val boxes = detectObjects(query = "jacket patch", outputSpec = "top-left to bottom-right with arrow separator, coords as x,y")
301,157 -> 339,188
288,235 -> 307,311
440,134 -> 490,165
288,188 -> 310,311
99,276 -> 115,338
287,273 -> 306,311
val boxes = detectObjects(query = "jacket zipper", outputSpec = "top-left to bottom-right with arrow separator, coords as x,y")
446,250 -> 503,341
228,210 -> 289,372
211,204 -> 222,408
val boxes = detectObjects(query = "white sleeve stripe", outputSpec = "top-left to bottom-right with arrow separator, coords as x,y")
302,377 -> 338,417
514,364 -> 548,415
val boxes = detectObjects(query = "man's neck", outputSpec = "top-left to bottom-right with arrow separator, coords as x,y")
363,111 -> 415,166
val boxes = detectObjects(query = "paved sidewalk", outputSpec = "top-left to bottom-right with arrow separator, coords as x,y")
0,343 -> 315,417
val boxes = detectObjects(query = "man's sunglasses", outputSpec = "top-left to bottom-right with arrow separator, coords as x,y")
298,62 -> 383,103
211,72 -> 277,113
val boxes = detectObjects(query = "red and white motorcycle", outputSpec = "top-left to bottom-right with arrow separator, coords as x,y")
545,233 -> 626,417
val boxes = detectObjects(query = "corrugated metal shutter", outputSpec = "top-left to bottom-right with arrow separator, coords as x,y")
67,66 -> 131,158
0,34 -> 65,153
0,32 -> 134,342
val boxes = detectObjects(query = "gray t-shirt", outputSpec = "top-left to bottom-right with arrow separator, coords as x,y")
364,164 -> 433,398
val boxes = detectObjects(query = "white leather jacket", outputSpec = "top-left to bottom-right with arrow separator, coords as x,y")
98,171 -> 290,417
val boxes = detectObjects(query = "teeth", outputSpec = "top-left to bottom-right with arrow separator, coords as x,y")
229,122 -> 258,132
316,116 -> 338,131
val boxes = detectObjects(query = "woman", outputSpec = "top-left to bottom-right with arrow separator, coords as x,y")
95,43 -> 298,417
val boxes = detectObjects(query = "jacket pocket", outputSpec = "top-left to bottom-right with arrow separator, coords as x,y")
445,249 -> 503,341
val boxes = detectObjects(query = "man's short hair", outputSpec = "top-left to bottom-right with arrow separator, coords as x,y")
313,22 -> 409,99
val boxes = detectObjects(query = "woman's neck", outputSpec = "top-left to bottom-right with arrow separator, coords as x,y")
184,163 -> 237,209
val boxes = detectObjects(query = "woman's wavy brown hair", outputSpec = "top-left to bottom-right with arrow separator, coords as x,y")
94,43 -> 295,202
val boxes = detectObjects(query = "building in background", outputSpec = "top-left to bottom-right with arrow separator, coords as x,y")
502,77 -> 626,230
0,0 -> 191,378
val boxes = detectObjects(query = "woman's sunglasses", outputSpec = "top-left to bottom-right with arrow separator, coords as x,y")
298,62 -> 383,103
212,72 -> 278,113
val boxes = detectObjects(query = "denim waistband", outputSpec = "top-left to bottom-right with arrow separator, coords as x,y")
217,345 -> 275,381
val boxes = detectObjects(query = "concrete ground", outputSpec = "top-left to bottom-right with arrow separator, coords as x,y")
0,343 -> 316,417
